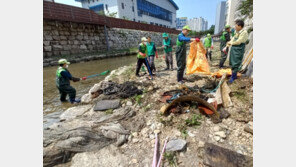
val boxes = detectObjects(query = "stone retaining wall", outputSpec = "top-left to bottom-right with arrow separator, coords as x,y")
43,20 -> 178,59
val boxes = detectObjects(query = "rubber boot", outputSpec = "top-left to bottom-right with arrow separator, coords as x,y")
70,99 -> 81,104
228,72 -> 237,84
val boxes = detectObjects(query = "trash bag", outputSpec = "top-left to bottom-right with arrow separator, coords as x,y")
186,41 -> 211,75
211,68 -> 241,78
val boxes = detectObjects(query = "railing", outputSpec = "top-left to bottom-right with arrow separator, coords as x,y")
43,1 -> 180,34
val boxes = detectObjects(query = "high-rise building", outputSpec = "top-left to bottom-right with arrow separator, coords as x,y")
75,0 -> 179,28
225,0 -> 241,27
215,1 -> 226,34
176,17 -> 187,30
188,17 -> 208,32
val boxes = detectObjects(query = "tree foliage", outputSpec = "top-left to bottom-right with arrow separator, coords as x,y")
238,0 -> 253,17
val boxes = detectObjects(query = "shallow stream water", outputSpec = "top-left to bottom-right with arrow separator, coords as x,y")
43,55 -> 137,128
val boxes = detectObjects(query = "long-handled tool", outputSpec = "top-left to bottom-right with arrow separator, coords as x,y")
81,70 -> 110,80
152,133 -> 158,167
156,137 -> 169,167
144,57 -> 153,80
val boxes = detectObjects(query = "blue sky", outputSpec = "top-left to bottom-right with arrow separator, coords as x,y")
54,0 -> 224,26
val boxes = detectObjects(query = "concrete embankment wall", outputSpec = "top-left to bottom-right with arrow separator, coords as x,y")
43,20 -> 178,66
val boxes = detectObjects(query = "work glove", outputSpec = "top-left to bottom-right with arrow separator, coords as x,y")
195,38 -> 200,42
139,52 -> 146,57
211,46 -> 213,49
72,77 -> 81,82
222,47 -> 228,54
155,51 -> 159,58
82,77 -> 87,80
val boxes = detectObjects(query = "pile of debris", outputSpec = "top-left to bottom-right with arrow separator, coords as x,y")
159,74 -> 231,124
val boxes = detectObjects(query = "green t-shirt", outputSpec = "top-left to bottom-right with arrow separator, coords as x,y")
146,42 -> 156,56
137,43 -> 147,59
163,38 -> 172,53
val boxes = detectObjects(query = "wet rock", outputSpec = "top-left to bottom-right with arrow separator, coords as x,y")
204,142 -> 253,167
94,99 -> 120,111
166,139 -> 187,152
59,105 -> 92,121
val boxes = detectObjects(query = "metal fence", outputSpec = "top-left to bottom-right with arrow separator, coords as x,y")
43,1 -> 180,34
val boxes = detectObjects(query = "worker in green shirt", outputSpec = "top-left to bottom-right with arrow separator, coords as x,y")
176,25 -> 200,84
56,59 -> 86,104
226,19 -> 249,83
146,36 -> 158,73
136,37 -> 153,79
219,25 -> 231,68
162,33 -> 173,71
203,33 -> 214,61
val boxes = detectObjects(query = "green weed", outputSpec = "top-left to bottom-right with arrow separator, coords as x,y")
164,152 -> 177,167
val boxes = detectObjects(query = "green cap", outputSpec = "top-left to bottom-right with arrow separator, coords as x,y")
225,25 -> 230,29
58,59 -> 70,65
162,33 -> 168,37
207,33 -> 211,37
182,25 -> 191,31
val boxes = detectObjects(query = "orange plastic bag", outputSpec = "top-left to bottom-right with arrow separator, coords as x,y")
186,41 -> 211,75
211,68 -> 241,78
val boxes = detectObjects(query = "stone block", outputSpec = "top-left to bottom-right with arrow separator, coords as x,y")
60,36 -> 67,40
43,41 -> 50,46
80,45 -> 87,50
44,35 -> 53,41
77,35 -> 83,40
44,46 -> 52,52
52,45 -> 63,51
52,36 -> 60,40
60,51 -> 70,55
60,41 -> 67,45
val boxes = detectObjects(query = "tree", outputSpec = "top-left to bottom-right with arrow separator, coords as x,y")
107,12 -> 117,18
238,0 -> 253,18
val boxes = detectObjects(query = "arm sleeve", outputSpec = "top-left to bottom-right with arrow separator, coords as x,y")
231,31 -> 248,45
225,33 -> 231,42
178,34 -> 191,42
60,71 -> 72,80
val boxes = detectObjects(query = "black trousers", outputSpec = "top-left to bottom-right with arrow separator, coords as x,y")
136,58 -> 152,76
57,85 -> 76,101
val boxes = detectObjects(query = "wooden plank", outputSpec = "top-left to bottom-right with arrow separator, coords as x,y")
221,81 -> 233,108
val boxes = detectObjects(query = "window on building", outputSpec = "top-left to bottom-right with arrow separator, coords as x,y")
136,0 -> 173,23
88,0 -> 90,4
150,22 -> 154,25
133,19 -> 136,21
122,3 -> 124,9
132,6 -> 134,12
105,4 -> 108,11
